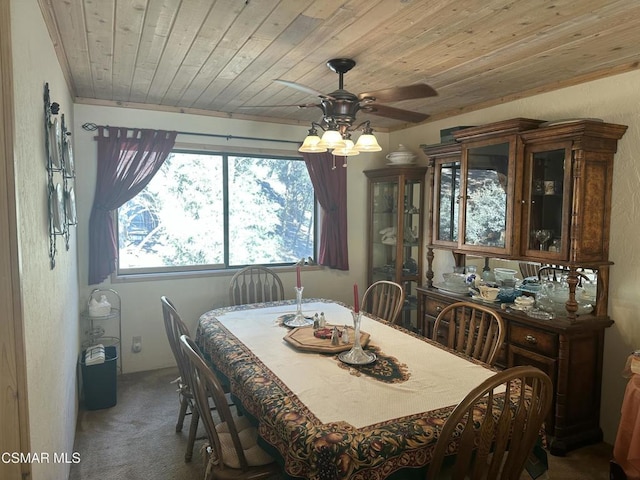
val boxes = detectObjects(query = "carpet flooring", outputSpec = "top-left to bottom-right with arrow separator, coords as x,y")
69,367 -> 615,480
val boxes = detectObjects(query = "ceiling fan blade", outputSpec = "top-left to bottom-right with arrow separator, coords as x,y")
363,104 -> 430,123
238,102 -> 320,109
273,79 -> 327,98
358,83 -> 437,103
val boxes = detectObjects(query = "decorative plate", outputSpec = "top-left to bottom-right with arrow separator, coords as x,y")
471,295 -> 499,304
48,118 -> 62,169
539,118 -> 603,127
52,183 -> 65,233
63,138 -> 75,177
278,313 -> 314,328
433,282 -> 470,295
338,350 -> 377,365
65,187 -> 77,225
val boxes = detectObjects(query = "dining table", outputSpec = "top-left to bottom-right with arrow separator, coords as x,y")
195,298 -> 534,480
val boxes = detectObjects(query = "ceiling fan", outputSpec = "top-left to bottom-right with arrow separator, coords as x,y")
272,58 -> 437,126
246,58 -> 438,156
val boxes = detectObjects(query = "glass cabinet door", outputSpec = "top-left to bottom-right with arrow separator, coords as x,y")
402,177 -> 422,281
371,180 -> 399,283
522,143 -> 571,258
460,141 -> 512,254
433,157 -> 460,246
371,179 -> 422,280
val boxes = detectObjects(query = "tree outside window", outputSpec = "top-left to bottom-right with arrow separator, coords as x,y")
117,151 -> 316,274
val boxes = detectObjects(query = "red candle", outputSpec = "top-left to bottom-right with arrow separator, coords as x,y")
353,283 -> 359,312
296,265 -> 301,288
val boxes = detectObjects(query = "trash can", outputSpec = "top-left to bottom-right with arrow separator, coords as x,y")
80,346 -> 118,410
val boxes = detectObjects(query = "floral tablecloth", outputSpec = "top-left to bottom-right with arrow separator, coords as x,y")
196,299 -> 501,480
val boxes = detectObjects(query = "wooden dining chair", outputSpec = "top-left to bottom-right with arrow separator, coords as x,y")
179,334 -> 281,480
432,301 -> 505,367
361,280 -> 405,324
228,266 -> 285,306
161,296 -> 200,462
426,365 -> 553,480
518,261 -> 541,279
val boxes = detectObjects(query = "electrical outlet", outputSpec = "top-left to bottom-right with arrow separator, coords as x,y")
132,336 -> 142,353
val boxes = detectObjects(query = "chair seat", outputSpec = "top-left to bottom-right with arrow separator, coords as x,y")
216,415 -> 273,469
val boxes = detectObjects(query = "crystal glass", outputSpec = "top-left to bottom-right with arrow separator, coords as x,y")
534,229 -> 553,250
287,287 -> 313,327
339,311 -> 376,364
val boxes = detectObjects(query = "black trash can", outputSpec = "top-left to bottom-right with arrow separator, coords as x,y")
80,346 -> 118,410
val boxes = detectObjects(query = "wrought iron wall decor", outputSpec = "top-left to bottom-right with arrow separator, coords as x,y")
44,82 -> 76,269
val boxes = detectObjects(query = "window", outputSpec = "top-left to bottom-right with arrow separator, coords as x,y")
117,150 -> 316,275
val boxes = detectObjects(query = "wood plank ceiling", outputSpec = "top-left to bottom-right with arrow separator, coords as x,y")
38,0 -> 640,131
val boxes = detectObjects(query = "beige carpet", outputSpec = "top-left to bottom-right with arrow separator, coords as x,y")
69,366 -> 614,480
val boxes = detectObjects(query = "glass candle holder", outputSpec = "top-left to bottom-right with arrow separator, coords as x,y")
338,311 -> 376,365
287,287 -> 313,327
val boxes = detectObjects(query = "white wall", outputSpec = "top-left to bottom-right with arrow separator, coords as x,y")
72,104 -> 390,373
390,69 -> 640,445
11,1 -> 80,478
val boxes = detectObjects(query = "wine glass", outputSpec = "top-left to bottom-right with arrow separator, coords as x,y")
534,229 -> 553,250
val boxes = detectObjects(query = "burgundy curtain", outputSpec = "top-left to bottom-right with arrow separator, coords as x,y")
302,152 -> 349,270
88,127 -> 177,284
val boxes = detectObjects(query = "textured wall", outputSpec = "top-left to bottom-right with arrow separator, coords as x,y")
11,0 -> 80,478
391,69 -> 640,445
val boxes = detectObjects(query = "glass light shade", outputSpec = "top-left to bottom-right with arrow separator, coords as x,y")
319,129 -> 345,149
354,133 -> 382,152
333,139 -> 360,156
298,134 -> 327,153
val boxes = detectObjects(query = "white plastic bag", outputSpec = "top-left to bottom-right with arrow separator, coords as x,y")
89,295 -> 111,317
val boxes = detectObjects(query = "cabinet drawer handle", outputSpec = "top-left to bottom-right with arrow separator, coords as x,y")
436,305 -> 443,312
525,334 -> 537,344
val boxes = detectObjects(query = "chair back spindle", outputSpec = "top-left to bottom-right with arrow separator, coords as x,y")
229,266 -> 285,306
362,280 -> 405,324
432,301 -> 505,366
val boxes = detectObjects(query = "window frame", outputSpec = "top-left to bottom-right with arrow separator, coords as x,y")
113,148 -> 318,280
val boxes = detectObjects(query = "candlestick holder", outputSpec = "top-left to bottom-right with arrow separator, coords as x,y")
287,286 -> 313,327
338,311 -> 377,365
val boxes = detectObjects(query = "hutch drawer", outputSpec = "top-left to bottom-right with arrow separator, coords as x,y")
509,323 -> 557,357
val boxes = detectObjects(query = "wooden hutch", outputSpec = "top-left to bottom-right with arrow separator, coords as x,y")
418,118 -> 627,455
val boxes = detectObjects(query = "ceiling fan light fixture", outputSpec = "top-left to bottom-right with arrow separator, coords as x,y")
354,133 -> 382,152
298,126 -> 327,153
319,129 -> 345,149
333,138 -> 360,157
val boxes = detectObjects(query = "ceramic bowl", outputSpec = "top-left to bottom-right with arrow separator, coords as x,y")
442,272 -> 467,286
386,152 -> 416,164
386,144 -> 417,164
514,295 -> 535,306
497,287 -> 518,303
493,267 -> 518,283
478,285 -> 500,301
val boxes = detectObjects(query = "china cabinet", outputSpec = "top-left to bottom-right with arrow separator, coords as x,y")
365,166 -> 427,331
419,117 -> 627,455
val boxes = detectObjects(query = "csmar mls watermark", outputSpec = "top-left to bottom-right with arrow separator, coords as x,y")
2,452 -> 80,464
